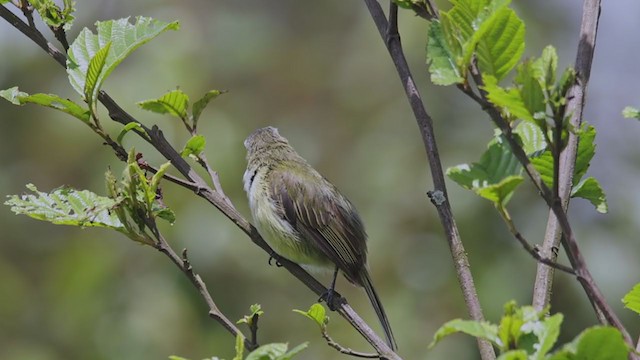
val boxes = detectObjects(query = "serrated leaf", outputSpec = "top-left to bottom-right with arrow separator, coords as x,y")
516,59 -> 545,118
447,137 -> 523,206
138,89 -> 189,119
426,20 -> 464,85
475,7 -> 525,80
246,343 -> 288,360
84,41 -> 111,106
622,106 -> 640,119
530,150 -> 553,188
483,75 -> 535,123
622,283 -> 640,315
571,177 -> 608,213
237,304 -> 264,325
5,184 -> 123,229
0,87 -> 90,123
28,0 -> 75,30
532,45 -> 558,90
192,89 -> 225,125
181,135 -> 206,157
548,327 -> 628,360
532,313 -> 563,359
293,303 -> 327,328
429,319 -> 501,348
67,17 -> 180,100
573,125 -> 596,185
515,121 -> 546,154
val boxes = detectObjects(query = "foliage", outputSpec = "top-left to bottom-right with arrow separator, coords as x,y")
430,301 -> 629,359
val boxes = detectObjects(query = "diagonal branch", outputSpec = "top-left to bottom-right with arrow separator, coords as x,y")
363,1 -> 495,359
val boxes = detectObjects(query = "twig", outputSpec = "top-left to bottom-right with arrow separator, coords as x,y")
363,2 -> 495,359
0,5 -> 400,357
496,206 -> 575,275
531,0 -> 600,312
321,327 -> 380,359
248,312 -> 260,348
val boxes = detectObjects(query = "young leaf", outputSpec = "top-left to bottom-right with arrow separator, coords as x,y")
67,17 -> 180,100
447,136 -> 523,206
280,342 -> 308,360
429,319 -> 501,349
28,0 -> 75,30
5,184 -> 123,230
233,334 -> 245,360
515,60 -> 546,119
192,89 -> 225,125
622,283 -> 640,316
622,106 -> 640,119
496,350 -> 528,360
530,150 -> 553,189
426,20 -> 464,85
515,121 -> 546,154
0,87 -> 90,123
532,313 -> 563,359
573,125 -> 596,185
181,135 -> 206,157
293,303 -> 328,328
473,7 -> 525,80
482,75 -> 535,123
117,122 -> 147,144
532,45 -> 558,90
571,177 -> 607,213
245,343 -> 288,360
548,327 -> 628,360
84,41 -> 112,107
138,89 -> 189,120
237,304 -> 264,325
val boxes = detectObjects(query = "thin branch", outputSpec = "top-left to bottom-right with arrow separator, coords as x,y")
531,0 -> 600,311
363,2 -> 495,359
0,5 -> 399,357
496,206 -> 575,275
321,326 -> 380,359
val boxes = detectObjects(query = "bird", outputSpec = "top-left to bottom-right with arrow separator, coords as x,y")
243,126 -> 397,350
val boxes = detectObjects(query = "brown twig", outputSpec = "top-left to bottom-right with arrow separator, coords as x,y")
0,5 -> 400,358
321,326 -> 380,359
363,1 -> 495,359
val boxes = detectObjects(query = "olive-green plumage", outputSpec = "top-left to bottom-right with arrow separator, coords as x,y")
243,126 -> 396,350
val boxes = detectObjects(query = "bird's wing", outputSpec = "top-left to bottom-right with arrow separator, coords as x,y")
270,168 -> 367,282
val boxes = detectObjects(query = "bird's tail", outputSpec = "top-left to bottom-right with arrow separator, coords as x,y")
360,270 -> 397,351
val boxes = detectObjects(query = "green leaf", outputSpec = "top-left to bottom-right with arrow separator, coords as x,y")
293,303 -> 327,328
530,150 -> 553,189
192,89 -> 225,125
622,283 -> 640,316
532,313 -> 563,359
237,304 -> 264,325
447,136 -> 523,206
532,45 -> 558,90
279,343 -> 308,360
28,0 -> 75,30
138,89 -> 189,120
84,41 -> 111,107
5,184 -> 123,230
168,357 -> 190,360
426,20 -> 464,85
483,75 -> 535,123
573,125 -> 596,185
0,87 -> 90,123
233,334 -> 245,360
67,17 -> 180,100
622,106 -> 640,119
181,135 -> 207,157
496,350 -> 528,360
516,59 -> 546,119
473,7 -> 525,80
117,122 -> 146,144
246,343 -> 288,360
571,177 -> 608,213
429,319 -> 501,348
548,327 -> 628,360
515,121 -> 546,154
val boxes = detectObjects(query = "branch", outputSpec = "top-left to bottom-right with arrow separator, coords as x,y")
531,0 -> 600,312
363,2 -> 495,359
321,326 -> 380,359
0,5 -> 399,357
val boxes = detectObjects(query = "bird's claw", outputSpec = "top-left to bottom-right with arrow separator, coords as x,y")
319,288 -> 338,311
268,253 -> 283,267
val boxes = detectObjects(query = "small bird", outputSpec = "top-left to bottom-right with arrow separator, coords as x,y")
243,126 -> 396,350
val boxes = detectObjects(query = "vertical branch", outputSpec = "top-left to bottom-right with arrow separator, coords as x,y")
363,2 -> 496,359
531,0 -> 601,311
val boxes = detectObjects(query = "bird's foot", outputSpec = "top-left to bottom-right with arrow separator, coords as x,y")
319,288 -> 339,311
268,252 -> 283,267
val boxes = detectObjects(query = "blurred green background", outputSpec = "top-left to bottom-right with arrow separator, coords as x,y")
1,1 -> 640,359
